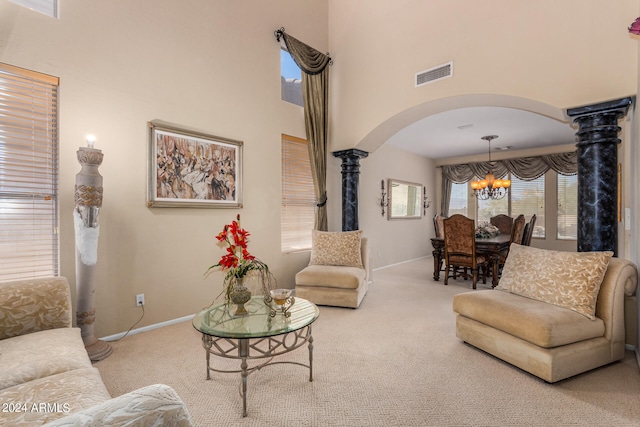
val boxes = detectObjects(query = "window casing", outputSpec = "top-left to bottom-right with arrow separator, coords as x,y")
0,63 -> 59,281
281,134 -> 314,252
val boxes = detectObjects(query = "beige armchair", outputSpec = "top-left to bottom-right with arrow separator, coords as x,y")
295,230 -> 370,308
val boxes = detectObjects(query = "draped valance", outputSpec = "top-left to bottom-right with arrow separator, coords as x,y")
275,28 -> 332,75
441,151 -> 577,184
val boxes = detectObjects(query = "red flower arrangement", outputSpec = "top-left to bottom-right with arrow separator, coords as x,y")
207,215 -> 273,302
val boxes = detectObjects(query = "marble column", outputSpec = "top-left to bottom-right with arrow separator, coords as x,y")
332,149 -> 369,231
74,142 -> 112,361
567,97 -> 632,256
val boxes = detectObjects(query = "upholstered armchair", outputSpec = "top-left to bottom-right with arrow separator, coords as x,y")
295,230 -> 370,308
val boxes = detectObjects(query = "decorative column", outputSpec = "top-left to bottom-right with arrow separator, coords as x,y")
74,136 -> 112,361
332,149 -> 368,231
567,97 -> 632,256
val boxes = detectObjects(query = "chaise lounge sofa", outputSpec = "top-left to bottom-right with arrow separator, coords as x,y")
453,244 -> 638,383
0,276 -> 194,426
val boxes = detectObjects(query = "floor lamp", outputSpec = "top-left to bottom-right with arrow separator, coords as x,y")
74,135 -> 112,361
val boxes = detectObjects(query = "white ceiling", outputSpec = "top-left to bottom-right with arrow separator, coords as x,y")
385,106 -> 579,160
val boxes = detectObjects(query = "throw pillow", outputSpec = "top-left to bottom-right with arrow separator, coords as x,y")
309,230 -> 363,268
497,244 -> 613,319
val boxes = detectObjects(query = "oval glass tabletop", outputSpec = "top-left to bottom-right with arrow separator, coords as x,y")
192,296 -> 320,339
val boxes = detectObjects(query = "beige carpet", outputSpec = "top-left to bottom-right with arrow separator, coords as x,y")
94,258 -> 640,426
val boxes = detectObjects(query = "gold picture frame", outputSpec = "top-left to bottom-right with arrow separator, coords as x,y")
147,120 -> 243,208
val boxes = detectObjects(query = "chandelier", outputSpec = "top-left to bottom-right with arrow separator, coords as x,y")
470,135 -> 510,200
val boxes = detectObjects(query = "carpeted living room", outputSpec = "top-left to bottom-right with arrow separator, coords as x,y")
2,1 -> 640,426
92,259 -> 640,426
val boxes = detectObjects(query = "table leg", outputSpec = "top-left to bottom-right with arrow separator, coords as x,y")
308,326 -> 314,382
490,256 -> 500,288
239,339 -> 249,418
202,334 -> 212,380
432,249 -> 442,281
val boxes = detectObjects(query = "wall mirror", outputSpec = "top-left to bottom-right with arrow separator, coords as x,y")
388,179 -> 423,220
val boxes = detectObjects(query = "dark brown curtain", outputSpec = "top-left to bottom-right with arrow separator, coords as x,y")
276,28 -> 331,231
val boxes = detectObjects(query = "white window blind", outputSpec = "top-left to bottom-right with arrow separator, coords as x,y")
448,182 -> 469,217
0,63 -> 59,281
510,175 -> 545,238
477,190 -> 507,224
281,134 -> 314,252
557,174 -> 577,240
476,174 -> 544,237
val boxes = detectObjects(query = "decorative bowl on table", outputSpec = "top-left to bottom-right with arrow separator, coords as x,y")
266,289 -> 295,317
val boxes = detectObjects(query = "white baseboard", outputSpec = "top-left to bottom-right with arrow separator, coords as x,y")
100,314 -> 195,342
373,255 -> 430,272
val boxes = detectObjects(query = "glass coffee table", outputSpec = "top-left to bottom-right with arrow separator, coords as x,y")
192,296 -> 320,417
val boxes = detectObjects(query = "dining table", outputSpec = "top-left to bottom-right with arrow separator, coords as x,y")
430,233 -> 511,287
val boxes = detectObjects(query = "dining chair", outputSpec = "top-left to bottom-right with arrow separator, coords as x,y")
497,214 -> 526,274
490,214 -> 513,235
433,214 -> 446,238
443,214 -> 487,289
522,214 -> 537,246
511,214 -> 526,245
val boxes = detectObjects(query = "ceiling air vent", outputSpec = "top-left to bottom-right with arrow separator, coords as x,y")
415,61 -> 453,87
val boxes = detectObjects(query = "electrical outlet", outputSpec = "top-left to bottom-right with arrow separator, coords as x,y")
136,294 -> 145,306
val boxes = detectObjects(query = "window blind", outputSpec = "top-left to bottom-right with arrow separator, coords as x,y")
476,174 -> 544,238
0,63 -> 59,281
281,134 -> 315,252
448,182 -> 469,217
510,175 -> 545,238
477,193 -> 507,224
557,174 -> 577,240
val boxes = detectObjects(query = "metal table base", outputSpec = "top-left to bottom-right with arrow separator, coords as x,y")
200,325 -> 314,417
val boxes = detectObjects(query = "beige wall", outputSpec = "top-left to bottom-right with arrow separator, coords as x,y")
328,0 -> 638,153
330,144 -> 436,270
2,0 -> 640,340
0,0 -> 328,337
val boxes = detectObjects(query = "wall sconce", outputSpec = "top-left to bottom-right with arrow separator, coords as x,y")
380,179 -> 388,216
423,187 -> 431,215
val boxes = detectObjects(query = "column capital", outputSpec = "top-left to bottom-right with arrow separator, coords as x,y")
332,148 -> 369,161
566,97 -> 633,120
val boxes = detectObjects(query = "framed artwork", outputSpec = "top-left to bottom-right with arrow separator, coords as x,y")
147,120 -> 243,208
